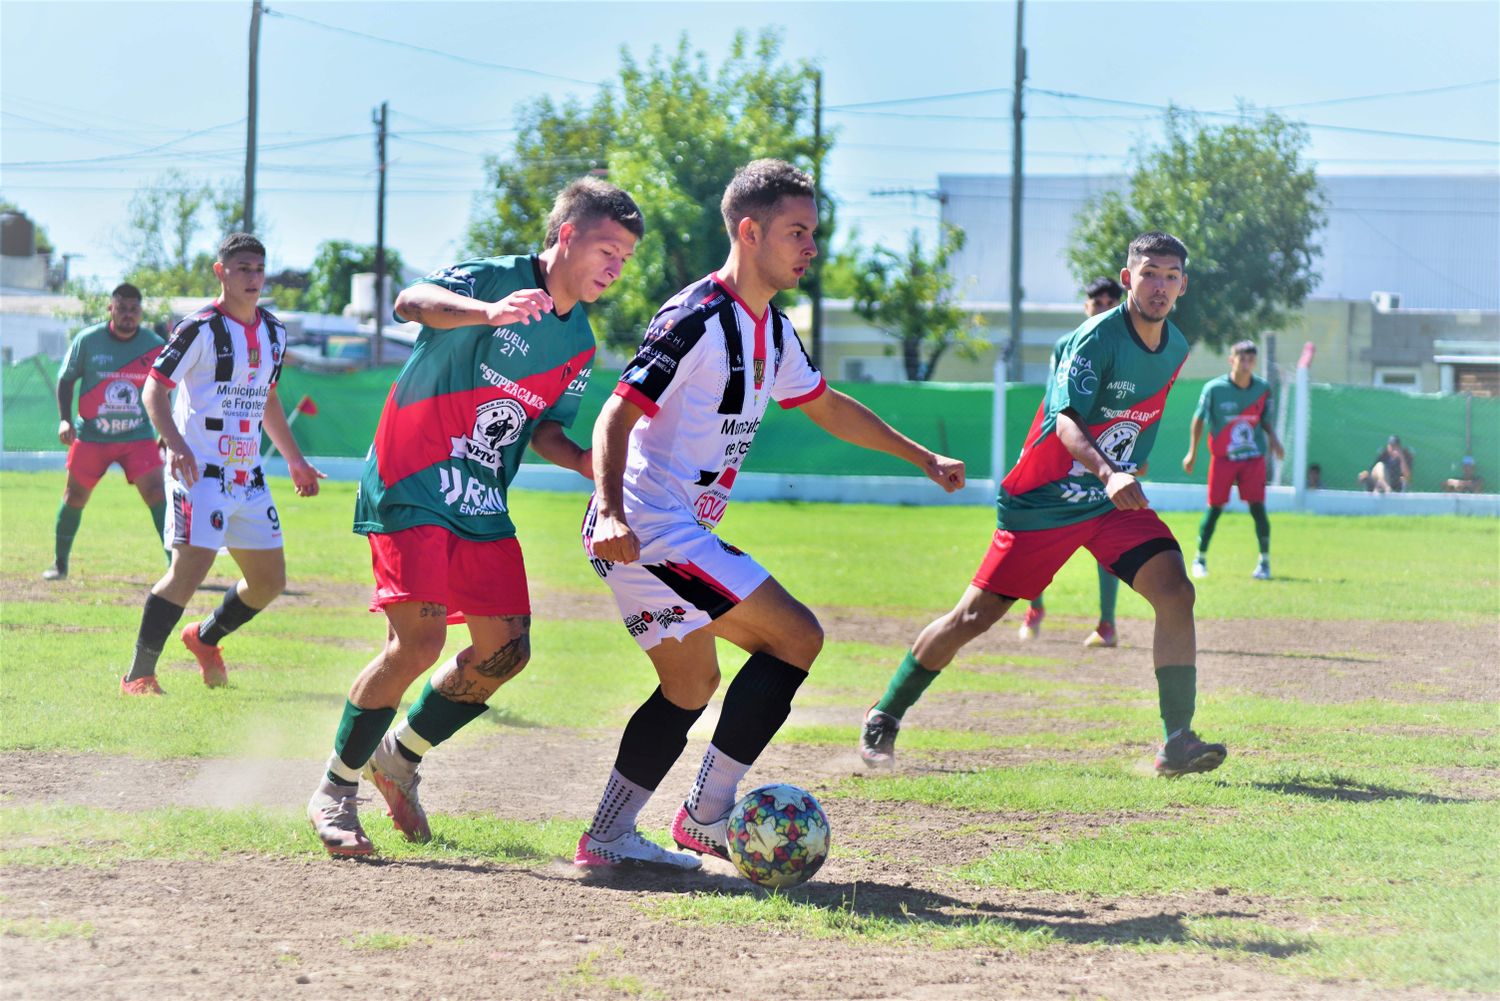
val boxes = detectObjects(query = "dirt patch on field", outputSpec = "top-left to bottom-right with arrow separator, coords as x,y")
0,853 -> 1453,1001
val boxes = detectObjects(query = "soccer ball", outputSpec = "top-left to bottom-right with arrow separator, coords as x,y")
725,783 -> 830,889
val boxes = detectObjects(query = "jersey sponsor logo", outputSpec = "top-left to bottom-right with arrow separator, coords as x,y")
94,416 -> 146,435
693,488 -> 729,528
425,266 -> 476,297
98,379 -> 143,414
624,605 -> 688,636
437,465 -> 508,516
1107,379 -> 1137,399
637,346 -> 679,375
490,326 -> 530,357
1059,483 -> 1108,504
623,609 -> 653,636
210,510 -> 225,530
1099,405 -> 1163,423
478,363 -> 548,410
218,434 -> 259,465
566,366 -> 590,395
1063,353 -> 1098,397
1228,419 -> 1258,456
449,398 -> 528,475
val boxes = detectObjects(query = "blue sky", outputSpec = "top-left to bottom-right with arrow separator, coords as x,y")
2,0 -> 1496,285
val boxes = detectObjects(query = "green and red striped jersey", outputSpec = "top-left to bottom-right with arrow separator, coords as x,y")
1195,374 -> 1273,461
998,304 -> 1189,531
59,321 -> 165,443
354,255 -> 596,541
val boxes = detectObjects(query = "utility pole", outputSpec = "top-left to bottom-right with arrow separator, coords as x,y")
1006,0 -> 1026,381
810,68 -> 824,368
243,0 -> 262,234
373,101 -> 389,367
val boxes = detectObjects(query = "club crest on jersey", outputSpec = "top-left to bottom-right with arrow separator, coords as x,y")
99,379 -> 142,414
753,357 -> 765,385
1095,421 -> 1142,468
450,398 -> 527,475
1065,354 -> 1098,397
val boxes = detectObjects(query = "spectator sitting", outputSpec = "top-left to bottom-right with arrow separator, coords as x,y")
1358,436 -> 1413,493
1443,456 -> 1485,494
1306,463 -> 1322,490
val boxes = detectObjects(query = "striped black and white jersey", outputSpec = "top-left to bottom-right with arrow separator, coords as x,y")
150,303 -> 286,490
612,273 -> 825,535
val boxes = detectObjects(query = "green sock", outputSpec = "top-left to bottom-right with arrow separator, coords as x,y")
1096,564 -> 1119,625
1155,665 -> 1197,740
54,503 -> 83,570
1248,502 -> 1271,556
149,501 -> 168,562
330,700 -> 396,778
875,650 -> 940,720
1197,506 -> 1222,553
1029,595 -> 1045,612
404,678 -> 489,749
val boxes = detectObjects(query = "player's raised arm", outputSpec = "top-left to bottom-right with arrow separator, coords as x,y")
393,283 -> 552,329
798,387 -> 965,492
1056,407 -> 1147,510
529,419 -> 592,480
587,394 -> 648,562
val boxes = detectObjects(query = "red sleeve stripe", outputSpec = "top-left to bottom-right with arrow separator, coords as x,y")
613,383 -> 660,418
148,369 -> 177,389
778,377 -> 827,410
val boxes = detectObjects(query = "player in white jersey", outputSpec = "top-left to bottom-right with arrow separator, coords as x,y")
575,159 -> 966,870
120,234 -> 324,696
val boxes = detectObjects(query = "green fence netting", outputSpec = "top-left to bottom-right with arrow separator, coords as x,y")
5,356 -> 1495,493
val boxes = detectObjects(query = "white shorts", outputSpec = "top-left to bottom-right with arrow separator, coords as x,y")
583,502 -> 770,651
166,469 -> 283,551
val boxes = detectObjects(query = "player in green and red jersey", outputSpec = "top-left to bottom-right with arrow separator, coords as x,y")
1182,340 -> 1284,580
43,283 -> 167,581
1017,276 -> 1126,648
860,232 -> 1228,779
307,178 -> 644,857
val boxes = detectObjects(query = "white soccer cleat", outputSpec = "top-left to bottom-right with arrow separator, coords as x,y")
1191,557 -> 1209,579
364,734 -> 431,843
308,784 -> 373,857
574,829 -> 701,870
1252,559 -> 1272,581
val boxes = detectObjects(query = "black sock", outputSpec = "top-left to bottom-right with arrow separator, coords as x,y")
709,652 -> 808,765
198,589 -> 260,646
126,593 -> 186,682
1248,502 -> 1271,555
613,686 -> 706,791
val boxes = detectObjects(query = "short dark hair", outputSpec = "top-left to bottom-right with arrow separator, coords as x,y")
218,233 -> 266,262
543,177 -> 644,249
720,159 -> 816,240
1230,339 -> 1258,357
1084,276 -> 1123,300
111,283 -> 142,302
1126,231 -> 1188,268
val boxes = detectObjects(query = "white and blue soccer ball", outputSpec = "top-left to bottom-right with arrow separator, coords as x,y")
725,783 -> 830,889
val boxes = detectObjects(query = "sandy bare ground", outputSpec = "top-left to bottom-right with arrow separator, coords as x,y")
2,596 -> 1495,1000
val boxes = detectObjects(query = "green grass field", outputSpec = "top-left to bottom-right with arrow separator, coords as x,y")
1,469 -> 1497,994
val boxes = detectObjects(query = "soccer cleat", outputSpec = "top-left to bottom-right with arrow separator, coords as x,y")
1084,621 -> 1118,648
859,705 -> 901,769
41,564 -> 67,581
1017,605 -> 1045,640
672,803 -> 730,861
119,675 -> 165,696
1154,730 -> 1228,778
364,735 -> 431,843
1191,557 -> 1209,579
181,623 -> 227,688
307,785 -> 374,857
1252,559 -> 1272,581
574,830 -> 701,870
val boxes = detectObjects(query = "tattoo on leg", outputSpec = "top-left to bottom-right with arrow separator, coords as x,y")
417,603 -> 446,618
433,617 -> 531,702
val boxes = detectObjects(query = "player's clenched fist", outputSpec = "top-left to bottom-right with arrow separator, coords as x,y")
589,512 -> 641,564
1104,470 -> 1149,510
925,454 -> 966,493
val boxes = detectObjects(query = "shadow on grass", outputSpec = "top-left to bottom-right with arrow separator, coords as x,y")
554,866 -> 1308,954
1251,775 -> 1476,804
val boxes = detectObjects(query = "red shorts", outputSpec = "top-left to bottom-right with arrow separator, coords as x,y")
972,508 -> 1180,601
368,524 -> 530,620
1207,455 -> 1267,507
66,438 -> 164,489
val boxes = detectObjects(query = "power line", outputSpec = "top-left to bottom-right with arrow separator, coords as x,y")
263,7 -> 604,88
825,87 -> 1010,111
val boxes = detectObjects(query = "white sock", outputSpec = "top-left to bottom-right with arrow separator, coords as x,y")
323,753 -> 360,787
588,769 -> 654,841
391,720 -> 432,762
686,743 -> 751,822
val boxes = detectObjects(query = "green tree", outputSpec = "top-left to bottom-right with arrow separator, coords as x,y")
304,240 -> 406,316
851,225 -> 984,381
1067,107 -> 1325,351
466,29 -> 831,347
